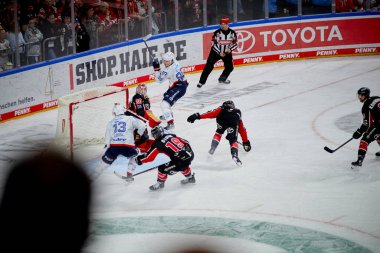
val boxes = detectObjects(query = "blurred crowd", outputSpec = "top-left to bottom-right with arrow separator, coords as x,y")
0,0 -> 379,72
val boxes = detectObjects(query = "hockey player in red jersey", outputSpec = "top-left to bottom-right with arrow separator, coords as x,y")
187,100 -> 251,166
135,125 -> 196,191
351,87 -> 380,168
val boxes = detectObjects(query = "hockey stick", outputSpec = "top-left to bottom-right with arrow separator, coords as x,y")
125,109 -> 147,123
142,33 -> 154,61
323,137 -> 353,153
114,166 -> 157,180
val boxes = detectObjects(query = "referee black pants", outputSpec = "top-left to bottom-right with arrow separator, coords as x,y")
199,50 -> 234,85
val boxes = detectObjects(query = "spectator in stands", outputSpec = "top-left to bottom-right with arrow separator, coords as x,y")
181,0 -> 202,29
97,1 -> 118,46
136,0 -> 160,35
151,5 -> 160,34
113,0 -> 125,20
74,0 -> 87,19
336,0 -> 356,12
24,17 -> 44,64
60,13 -> 74,55
0,26 -> 13,71
0,151 -> 92,253
38,0 -> 59,24
75,21 -> 90,53
97,1 -> 117,28
370,0 -> 380,10
39,13 -> 61,60
83,5 -> 103,49
7,21 -> 26,66
56,0 -> 70,18
227,0 -> 246,15
20,3 -> 38,32
127,0 -> 145,38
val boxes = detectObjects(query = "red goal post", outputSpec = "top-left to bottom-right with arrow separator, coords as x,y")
55,86 -> 129,160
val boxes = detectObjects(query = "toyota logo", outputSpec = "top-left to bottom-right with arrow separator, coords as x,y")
236,30 -> 255,54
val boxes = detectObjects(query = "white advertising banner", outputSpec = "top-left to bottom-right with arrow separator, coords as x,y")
1,15 -> 379,122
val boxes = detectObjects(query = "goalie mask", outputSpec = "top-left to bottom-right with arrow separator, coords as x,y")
151,125 -> 164,139
136,84 -> 147,96
222,100 -> 235,112
112,103 -> 125,116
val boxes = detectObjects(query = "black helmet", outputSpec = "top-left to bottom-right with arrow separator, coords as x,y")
222,100 -> 235,111
151,125 -> 164,139
357,87 -> 370,97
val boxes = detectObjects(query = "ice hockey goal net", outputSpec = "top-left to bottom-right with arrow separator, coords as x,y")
55,86 -> 129,160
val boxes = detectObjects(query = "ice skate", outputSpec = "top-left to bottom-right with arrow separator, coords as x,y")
208,140 -> 219,155
232,156 -> 242,166
351,159 -> 363,169
376,151 -> 380,157
159,115 -> 166,121
218,79 -> 231,84
208,146 -> 216,155
114,171 -> 134,182
181,173 -> 196,184
197,83 -> 204,88
149,181 -> 165,191
125,172 -> 134,182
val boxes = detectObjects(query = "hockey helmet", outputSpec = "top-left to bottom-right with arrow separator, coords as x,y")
136,83 -> 147,96
151,125 -> 164,139
162,51 -> 175,62
112,103 -> 125,116
220,17 -> 230,24
222,100 -> 235,111
357,87 -> 370,98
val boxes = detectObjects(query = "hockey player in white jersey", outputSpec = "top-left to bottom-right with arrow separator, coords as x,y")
152,51 -> 189,130
100,103 -> 147,182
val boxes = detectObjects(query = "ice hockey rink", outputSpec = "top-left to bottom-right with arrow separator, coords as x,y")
0,55 -> 379,253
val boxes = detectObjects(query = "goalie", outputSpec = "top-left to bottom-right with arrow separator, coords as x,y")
127,83 -> 160,153
187,100 -> 251,166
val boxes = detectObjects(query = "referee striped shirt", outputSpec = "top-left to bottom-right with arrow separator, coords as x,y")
211,28 -> 238,54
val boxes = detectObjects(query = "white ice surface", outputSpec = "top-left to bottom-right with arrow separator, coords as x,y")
0,56 -> 379,253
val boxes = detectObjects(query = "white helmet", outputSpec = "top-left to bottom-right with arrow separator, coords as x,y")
162,51 -> 175,61
112,103 -> 125,116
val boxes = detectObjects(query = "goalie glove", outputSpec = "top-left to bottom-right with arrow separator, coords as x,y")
243,141 -> 251,152
352,130 -> 362,139
187,113 -> 200,123
152,58 -> 160,71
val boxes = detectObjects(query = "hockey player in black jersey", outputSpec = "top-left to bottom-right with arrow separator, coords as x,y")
187,101 -> 251,166
351,87 -> 380,168
197,17 -> 238,88
135,125 -> 196,191
127,83 -> 161,150
129,84 -> 151,117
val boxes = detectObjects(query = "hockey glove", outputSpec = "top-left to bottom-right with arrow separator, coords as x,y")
352,130 -> 362,139
152,58 -> 160,71
135,154 -> 146,165
243,141 -> 251,152
187,113 -> 200,123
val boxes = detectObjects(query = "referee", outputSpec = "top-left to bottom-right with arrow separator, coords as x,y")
197,17 -> 238,88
